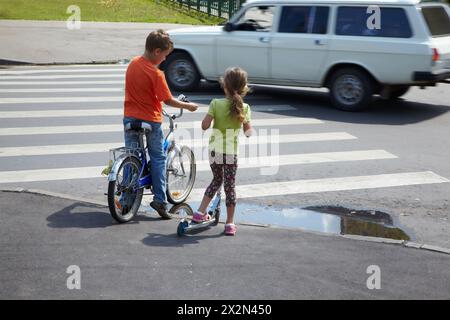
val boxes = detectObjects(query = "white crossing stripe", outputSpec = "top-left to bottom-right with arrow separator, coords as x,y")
0,68 -> 126,75
0,96 -> 123,104
0,74 -> 125,80
0,95 -> 271,104
0,119 -> 326,136
0,151 -> 395,183
0,132 -> 378,156
19,64 -> 128,68
0,80 -> 125,86
0,106 -> 297,118
185,171 -> 450,202
0,166 -> 104,183
0,167 -> 446,192
0,133 -> 355,157
196,150 -> 397,169
0,88 -> 124,93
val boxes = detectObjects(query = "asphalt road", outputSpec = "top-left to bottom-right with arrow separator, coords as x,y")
0,64 -> 449,248
1,190 -> 449,300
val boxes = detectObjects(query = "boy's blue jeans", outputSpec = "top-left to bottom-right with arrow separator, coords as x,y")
123,117 -> 167,207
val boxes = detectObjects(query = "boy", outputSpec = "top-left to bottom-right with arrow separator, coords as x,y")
123,29 -> 198,217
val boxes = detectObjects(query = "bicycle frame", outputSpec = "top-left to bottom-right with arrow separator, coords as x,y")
107,108 -> 183,194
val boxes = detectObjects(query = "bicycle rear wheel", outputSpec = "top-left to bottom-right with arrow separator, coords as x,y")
166,145 -> 196,205
108,156 -> 143,223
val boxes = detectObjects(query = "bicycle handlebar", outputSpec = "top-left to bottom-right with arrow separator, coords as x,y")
163,94 -> 189,129
163,94 -> 189,120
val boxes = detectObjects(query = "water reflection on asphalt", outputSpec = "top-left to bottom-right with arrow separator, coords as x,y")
169,201 -> 411,241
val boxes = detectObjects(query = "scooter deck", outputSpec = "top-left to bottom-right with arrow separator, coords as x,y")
183,213 -> 217,230
177,191 -> 221,237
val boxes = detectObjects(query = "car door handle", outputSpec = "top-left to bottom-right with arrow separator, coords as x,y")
315,39 -> 327,46
259,37 -> 270,43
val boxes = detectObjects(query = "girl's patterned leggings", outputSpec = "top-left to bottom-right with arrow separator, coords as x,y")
204,151 -> 238,207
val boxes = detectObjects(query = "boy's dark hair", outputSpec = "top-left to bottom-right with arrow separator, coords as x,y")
145,29 -> 173,52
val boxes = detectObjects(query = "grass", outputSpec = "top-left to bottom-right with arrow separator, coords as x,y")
0,0 -> 225,24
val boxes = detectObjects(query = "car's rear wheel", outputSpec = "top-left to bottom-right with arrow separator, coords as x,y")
329,68 -> 374,111
164,52 -> 200,92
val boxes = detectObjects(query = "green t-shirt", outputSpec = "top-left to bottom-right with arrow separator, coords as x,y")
207,98 -> 251,155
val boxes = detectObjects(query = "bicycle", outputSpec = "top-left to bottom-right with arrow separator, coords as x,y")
106,94 -> 196,223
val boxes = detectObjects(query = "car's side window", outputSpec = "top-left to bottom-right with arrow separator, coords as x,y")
278,6 -> 329,34
336,7 -> 413,38
234,6 -> 275,32
312,7 -> 330,34
279,6 -> 312,33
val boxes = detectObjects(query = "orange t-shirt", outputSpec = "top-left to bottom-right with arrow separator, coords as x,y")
124,56 -> 172,123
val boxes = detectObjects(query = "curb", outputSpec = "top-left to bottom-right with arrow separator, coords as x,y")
1,187 -> 449,255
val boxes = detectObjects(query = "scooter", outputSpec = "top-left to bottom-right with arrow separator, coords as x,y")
176,190 -> 221,236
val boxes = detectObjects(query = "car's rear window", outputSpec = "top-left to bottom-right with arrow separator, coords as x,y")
421,6 -> 450,37
336,7 -> 413,38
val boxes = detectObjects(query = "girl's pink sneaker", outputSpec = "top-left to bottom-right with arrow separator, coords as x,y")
224,223 -> 237,236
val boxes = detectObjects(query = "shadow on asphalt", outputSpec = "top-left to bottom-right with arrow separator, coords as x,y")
178,82 -> 449,126
142,230 -> 225,247
46,202 -> 160,229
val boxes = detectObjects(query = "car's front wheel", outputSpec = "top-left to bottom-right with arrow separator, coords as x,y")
329,68 -> 374,111
164,52 -> 200,92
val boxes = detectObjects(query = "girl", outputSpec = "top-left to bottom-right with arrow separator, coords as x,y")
192,67 -> 253,236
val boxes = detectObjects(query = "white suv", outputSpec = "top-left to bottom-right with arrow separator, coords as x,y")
163,0 -> 450,111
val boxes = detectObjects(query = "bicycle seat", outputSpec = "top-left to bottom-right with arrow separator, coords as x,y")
124,120 -> 152,132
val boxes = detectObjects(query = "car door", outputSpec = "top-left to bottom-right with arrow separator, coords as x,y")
216,5 -> 277,81
270,6 -> 330,85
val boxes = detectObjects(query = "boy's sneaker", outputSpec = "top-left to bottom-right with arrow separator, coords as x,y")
224,223 -> 237,236
150,201 -> 170,219
192,211 -> 211,223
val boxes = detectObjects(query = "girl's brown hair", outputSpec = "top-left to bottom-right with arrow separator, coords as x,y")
221,67 -> 249,123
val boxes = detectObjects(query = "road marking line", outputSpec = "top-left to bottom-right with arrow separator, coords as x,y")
0,81 -> 125,85
0,96 -> 123,104
0,119 -> 326,136
0,74 -> 125,80
0,127 -> 384,165
0,167 -> 446,195
0,105 -> 297,118
0,95 -> 271,104
0,132 -> 354,157
0,88 -> 124,93
196,150 -> 397,169
0,68 -> 127,75
186,171 -> 450,202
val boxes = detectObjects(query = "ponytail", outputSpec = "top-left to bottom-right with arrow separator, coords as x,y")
222,67 -> 249,123
230,91 -> 245,123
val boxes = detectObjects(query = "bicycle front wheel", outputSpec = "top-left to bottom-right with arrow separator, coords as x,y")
166,145 -> 196,205
108,156 -> 143,223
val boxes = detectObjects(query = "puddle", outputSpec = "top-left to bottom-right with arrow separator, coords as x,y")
169,202 -> 411,241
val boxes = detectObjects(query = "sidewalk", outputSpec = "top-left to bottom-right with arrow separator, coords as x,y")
0,20 -> 194,65
0,190 -> 449,299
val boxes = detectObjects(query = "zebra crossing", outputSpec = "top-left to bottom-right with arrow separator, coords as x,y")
0,64 -> 448,203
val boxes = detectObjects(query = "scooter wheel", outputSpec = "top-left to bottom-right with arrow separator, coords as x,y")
177,221 -> 188,237
213,210 -> 220,226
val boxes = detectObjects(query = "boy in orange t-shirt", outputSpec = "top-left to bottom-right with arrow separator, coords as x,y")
123,29 -> 198,217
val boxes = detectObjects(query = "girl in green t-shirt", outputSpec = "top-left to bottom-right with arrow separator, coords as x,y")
191,67 -> 253,236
